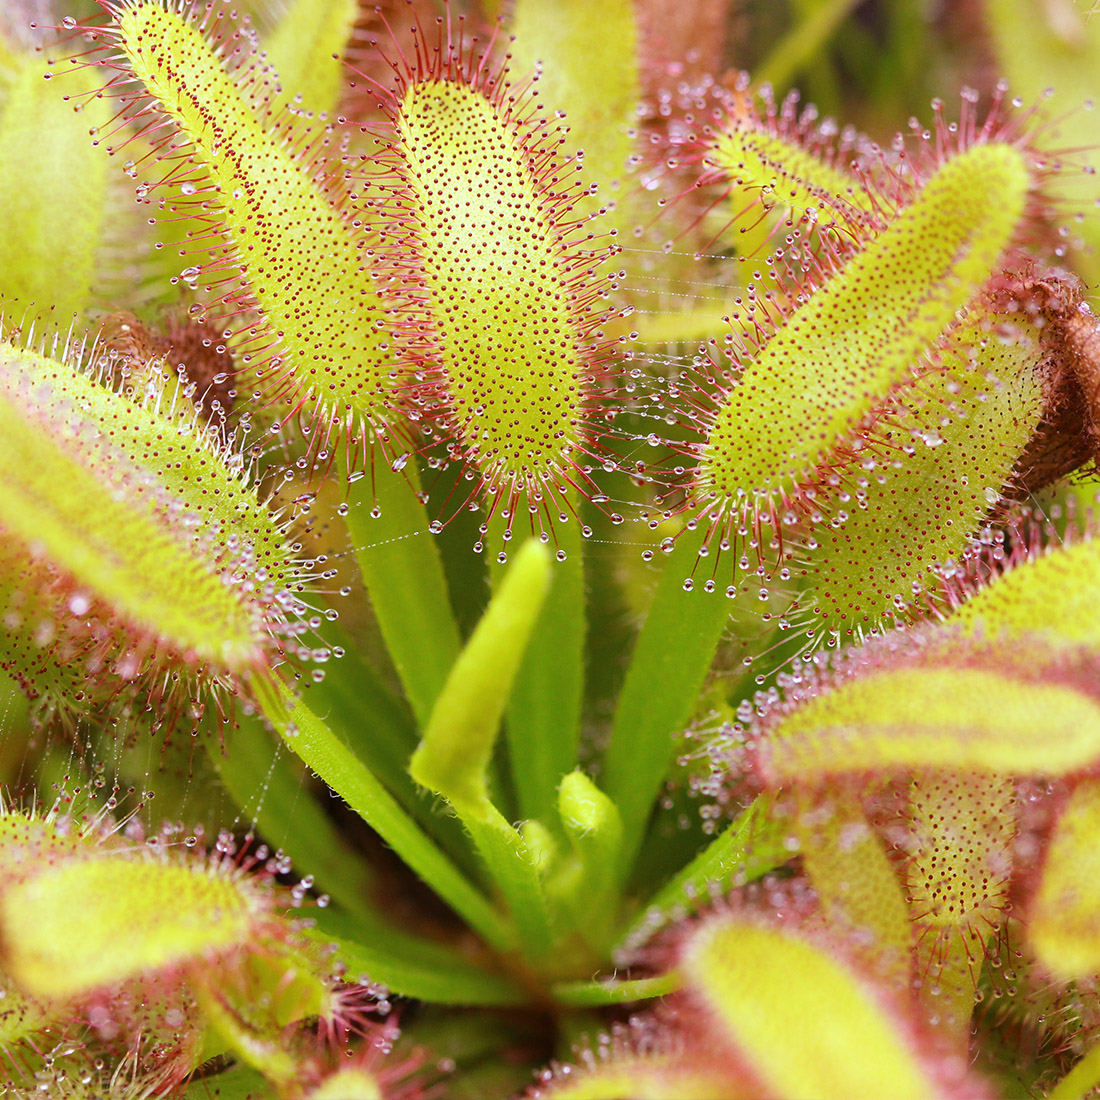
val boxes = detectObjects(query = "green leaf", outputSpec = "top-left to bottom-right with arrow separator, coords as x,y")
753,0 -> 863,91
309,908 -> 528,1007
254,681 -> 513,954
410,539 -> 553,811
410,539 -> 556,957
345,458 -> 462,730
602,525 -> 731,878
210,714 -> 374,917
617,797 -> 785,952
490,510 -> 585,822
550,769 -> 623,951
550,971 -> 681,1007
291,621 -> 475,869
183,1062 -> 276,1100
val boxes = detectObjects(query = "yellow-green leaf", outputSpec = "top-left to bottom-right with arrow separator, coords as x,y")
306,1070 -> 384,1100
707,105 -> 878,237
696,142 -> 1031,511
0,52 -> 110,318
807,315 -> 1044,633
261,0 -> 357,119
0,857 -> 265,999
509,0 -> 638,222
396,75 -> 603,522
115,2 -> 402,439
951,534 -> 1100,650
759,664 -> 1100,786
0,340 -> 299,712
536,1058 -> 738,1100
681,916 -> 946,1100
1029,778 -> 1100,979
792,787 -> 912,983
905,772 -> 1015,1040
411,539 -> 552,813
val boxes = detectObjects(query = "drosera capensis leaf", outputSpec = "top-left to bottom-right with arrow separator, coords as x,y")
981,0 -> 1100,288
733,525 -> 1100,1039
0,47 -> 110,319
801,313 -> 1045,637
699,140 -> 1029,502
0,369 -> 258,672
789,785 -> 912,986
1028,777 -> 1100,980
905,771 -> 1016,1042
0,804 -> 379,1096
679,138 -> 1034,582
949,523 -> 1100,649
0,857 -> 265,999
259,0 -> 357,121
0,335 -> 307,721
105,0 -> 472,737
93,0 -> 411,463
702,77 -> 882,243
532,1055 -> 734,1100
755,659 -> 1100,785
742,521 -> 1100,789
677,914 -> 976,1100
390,39 -> 620,542
509,0 -> 639,225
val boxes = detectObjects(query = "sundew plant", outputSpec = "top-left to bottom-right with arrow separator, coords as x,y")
1,0 -> 1100,1096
